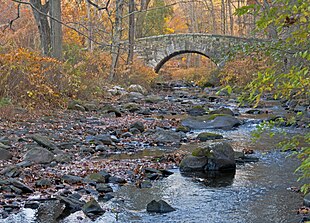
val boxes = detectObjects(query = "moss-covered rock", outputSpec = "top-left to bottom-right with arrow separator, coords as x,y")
209,107 -> 234,116
176,125 -> 190,133
192,147 -> 214,158
196,132 -> 223,141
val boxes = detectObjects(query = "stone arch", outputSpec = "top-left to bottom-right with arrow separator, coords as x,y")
154,50 -> 217,73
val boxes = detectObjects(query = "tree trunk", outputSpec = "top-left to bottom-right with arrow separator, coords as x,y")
221,0 -> 226,34
87,1 -> 93,51
228,0 -> 234,35
49,0 -> 62,59
127,0 -> 135,64
30,0 -> 51,56
110,0 -> 124,81
209,0 -> 217,33
135,0 -> 151,38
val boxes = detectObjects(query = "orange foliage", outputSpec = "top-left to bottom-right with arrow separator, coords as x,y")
220,54 -> 271,87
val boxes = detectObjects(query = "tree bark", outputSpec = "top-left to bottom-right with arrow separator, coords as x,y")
29,0 -> 51,56
127,0 -> 135,64
135,0 -> 151,38
110,0 -> 124,81
49,0 -> 62,59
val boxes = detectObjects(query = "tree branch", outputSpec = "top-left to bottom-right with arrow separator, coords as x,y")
86,0 -> 110,11
11,0 -> 110,47
1,3 -> 21,31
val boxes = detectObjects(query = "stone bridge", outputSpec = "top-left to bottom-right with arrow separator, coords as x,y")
133,33 -> 261,73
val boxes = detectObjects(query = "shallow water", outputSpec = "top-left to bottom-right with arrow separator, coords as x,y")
2,116 -> 307,223
109,125 -> 304,223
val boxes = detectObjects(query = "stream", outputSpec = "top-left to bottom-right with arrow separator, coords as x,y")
4,124 -> 305,223
1,85 -> 308,223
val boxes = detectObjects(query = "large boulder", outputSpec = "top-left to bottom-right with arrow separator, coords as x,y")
23,147 -> 54,164
180,142 -> 236,172
181,114 -> 241,130
179,155 -> 208,172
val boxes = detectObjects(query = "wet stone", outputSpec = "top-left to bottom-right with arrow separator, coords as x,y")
146,200 -> 176,213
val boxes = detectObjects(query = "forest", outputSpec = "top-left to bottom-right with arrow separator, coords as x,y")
0,0 -> 309,222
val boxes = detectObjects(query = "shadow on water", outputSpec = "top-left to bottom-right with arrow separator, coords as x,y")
181,170 -> 236,187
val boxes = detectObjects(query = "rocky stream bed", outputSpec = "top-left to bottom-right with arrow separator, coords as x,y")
0,82 -> 309,223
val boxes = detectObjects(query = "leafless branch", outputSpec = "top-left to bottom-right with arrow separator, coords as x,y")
122,0 -> 203,19
86,0 -> 110,11
1,3 -> 21,31
11,0 -> 110,47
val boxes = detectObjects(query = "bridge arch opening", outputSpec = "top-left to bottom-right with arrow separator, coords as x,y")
154,50 -> 217,73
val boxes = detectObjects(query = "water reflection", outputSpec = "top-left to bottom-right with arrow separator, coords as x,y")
181,170 -> 236,187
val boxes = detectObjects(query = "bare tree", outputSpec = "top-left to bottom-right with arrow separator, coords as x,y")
29,0 -> 51,56
127,0 -> 135,64
50,0 -> 62,58
135,0 -> 151,38
110,0 -> 124,81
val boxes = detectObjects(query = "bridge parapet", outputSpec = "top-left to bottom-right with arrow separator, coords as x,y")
132,33 -> 263,72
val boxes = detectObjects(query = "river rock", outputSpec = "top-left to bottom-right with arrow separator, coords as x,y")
1,165 -> 21,177
181,115 -> 241,130
86,172 -> 108,183
187,107 -> 206,116
180,142 -> 236,172
35,178 -> 52,188
100,104 -> 122,117
179,155 -> 208,172
37,200 -> 65,223
122,92 -> 145,102
61,174 -> 83,184
127,84 -> 147,95
146,129 -> 183,145
123,102 -> 140,112
0,148 -> 12,160
145,95 -> 162,103
196,132 -> 223,141
82,198 -> 105,219
146,200 -> 176,213
85,134 -> 113,145
130,121 -> 145,132
108,86 -> 127,96
204,142 -> 236,171
304,193 -> 310,207
108,176 -> 127,184
23,147 -> 54,164
95,184 -> 113,193
0,142 -> 10,149
209,107 -> 235,116
57,194 -> 86,213
9,179 -> 34,193
31,134 -> 58,150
